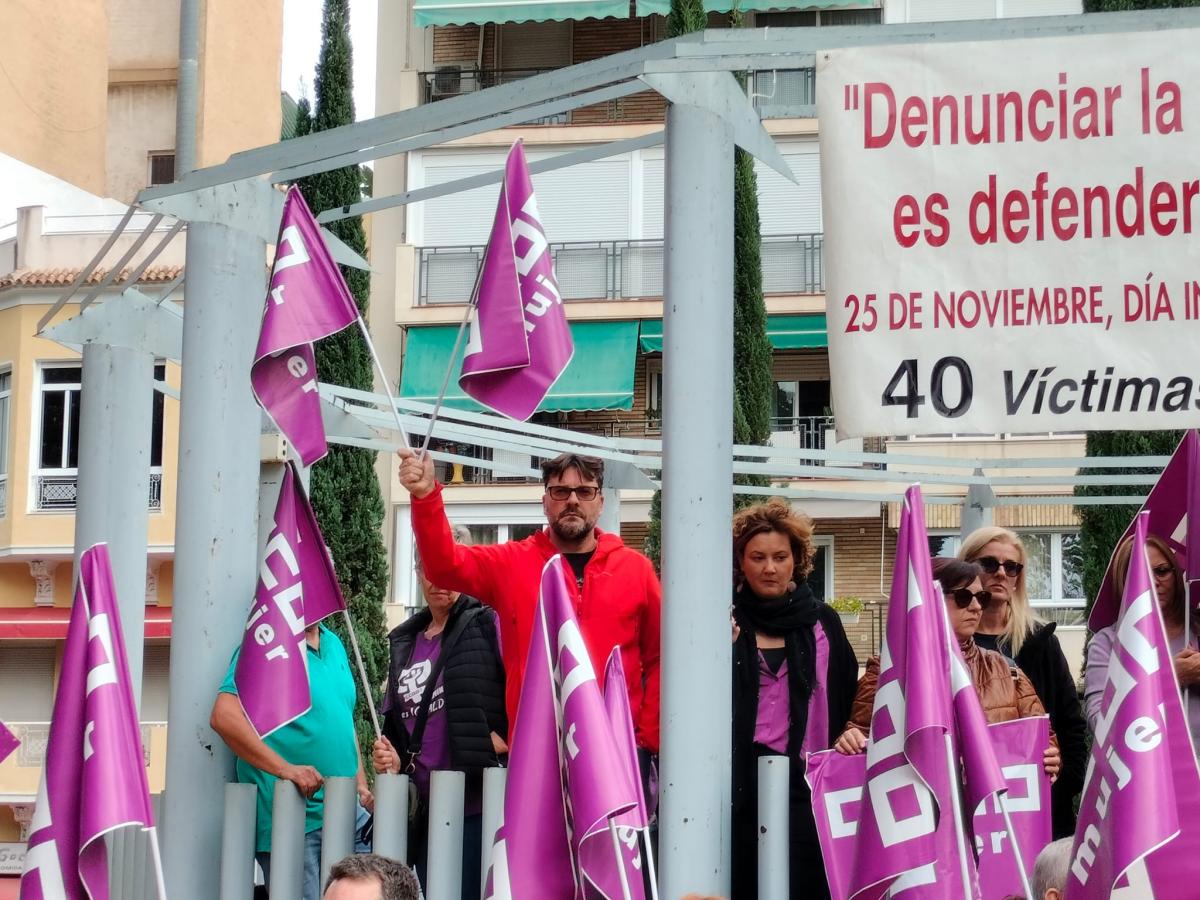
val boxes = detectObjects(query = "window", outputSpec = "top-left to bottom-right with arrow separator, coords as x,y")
149,152 -> 175,186
646,360 -> 662,430
809,535 -> 834,602
0,367 -> 10,516
33,362 -> 167,511
0,646 -> 56,722
770,380 -> 831,430
928,530 -> 1085,627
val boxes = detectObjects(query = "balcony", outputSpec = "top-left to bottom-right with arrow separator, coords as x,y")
418,232 -> 823,304
33,471 -> 164,512
418,66 -> 816,122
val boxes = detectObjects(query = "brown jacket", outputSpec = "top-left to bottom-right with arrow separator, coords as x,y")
846,639 -> 1057,746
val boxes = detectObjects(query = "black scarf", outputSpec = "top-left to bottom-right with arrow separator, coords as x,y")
732,582 -> 822,750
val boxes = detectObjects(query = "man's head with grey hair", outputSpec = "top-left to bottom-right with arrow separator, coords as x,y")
1031,837 -> 1072,900
322,854 -> 419,900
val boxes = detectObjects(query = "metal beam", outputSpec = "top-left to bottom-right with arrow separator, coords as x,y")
318,131 -> 665,223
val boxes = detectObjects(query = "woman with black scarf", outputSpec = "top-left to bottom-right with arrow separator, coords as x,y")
730,498 -> 859,900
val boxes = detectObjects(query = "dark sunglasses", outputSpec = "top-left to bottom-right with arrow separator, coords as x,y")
975,556 -> 1024,578
546,485 -> 600,502
947,588 -> 993,610
1152,564 -> 1175,579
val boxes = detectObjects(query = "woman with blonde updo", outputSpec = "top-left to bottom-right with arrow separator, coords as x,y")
730,499 -> 858,900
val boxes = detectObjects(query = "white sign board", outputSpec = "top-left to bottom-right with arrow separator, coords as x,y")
818,29 -> 1200,438
0,841 -> 26,875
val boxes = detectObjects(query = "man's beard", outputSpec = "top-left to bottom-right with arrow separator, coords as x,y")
550,510 -> 594,542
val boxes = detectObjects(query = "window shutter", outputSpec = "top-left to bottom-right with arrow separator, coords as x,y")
756,143 -> 822,235
0,647 -> 56,721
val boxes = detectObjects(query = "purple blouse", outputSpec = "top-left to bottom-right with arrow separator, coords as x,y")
753,621 -> 832,758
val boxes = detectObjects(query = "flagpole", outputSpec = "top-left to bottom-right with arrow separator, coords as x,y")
607,820 -> 634,900
355,316 -> 413,451
640,827 -> 659,900
418,240 -> 488,458
341,608 -> 383,741
996,795 -> 1034,900
943,733 -> 974,900
147,826 -> 168,900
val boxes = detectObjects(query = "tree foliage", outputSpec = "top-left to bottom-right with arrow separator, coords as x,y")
1084,0 -> 1200,9
293,0 -> 390,756
1075,430 -> 1182,610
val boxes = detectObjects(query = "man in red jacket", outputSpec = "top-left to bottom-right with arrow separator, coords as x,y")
397,449 -> 661,755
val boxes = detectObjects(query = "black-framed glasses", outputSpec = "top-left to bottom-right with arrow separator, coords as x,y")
947,588 -> 993,610
546,485 -> 600,502
1152,564 -> 1175,579
976,556 -> 1024,578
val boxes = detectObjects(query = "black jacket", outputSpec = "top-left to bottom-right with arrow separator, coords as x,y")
730,601 -> 859,900
382,595 -> 508,786
1012,622 -> 1088,839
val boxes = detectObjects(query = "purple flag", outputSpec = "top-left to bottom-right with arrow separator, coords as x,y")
234,462 -> 347,737
485,559 -> 639,900
809,718 -> 1050,900
1090,430 -> 1200,631
973,717 -> 1052,899
20,544 -> 156,899
596,649 -> 648,900
0,719 -> 18,765
251,185 -> 361,466
846,484 -> 981,900
1067,512 -> 1200,899
459,141 -> 574,421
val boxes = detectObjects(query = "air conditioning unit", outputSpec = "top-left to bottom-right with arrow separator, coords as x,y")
431,64 -> 470,99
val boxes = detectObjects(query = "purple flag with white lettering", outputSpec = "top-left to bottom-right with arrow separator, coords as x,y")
20,544 -> 155,899
484,559 -> 639,900
809,718 -> 1050,900
459,141 -> 574,421
0,719 -> 17,765
1090,430 -> 1200,630
846,484 -> 981,900
251,185 -> 361,466
1067,511 -> 1200,899
234,462 -> 347,737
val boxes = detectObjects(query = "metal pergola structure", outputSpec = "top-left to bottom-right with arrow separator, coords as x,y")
36,9 -> 1200,898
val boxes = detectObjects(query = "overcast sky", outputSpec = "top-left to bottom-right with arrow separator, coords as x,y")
281,0 -> 378,121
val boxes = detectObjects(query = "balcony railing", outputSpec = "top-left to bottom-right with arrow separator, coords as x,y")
770,415 -> 836,452
418,232 -> 824,304
419,66 -> 817,119
34,471 -> 164,512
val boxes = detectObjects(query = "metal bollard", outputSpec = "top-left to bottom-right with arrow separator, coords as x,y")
321,777 -> 358,885
220,783 -> 258,900
480,767 -> 507,896
426,770 -> 466,900
270,781 -> 307,899
372,773 -> 410,864
757,756 -> 789,900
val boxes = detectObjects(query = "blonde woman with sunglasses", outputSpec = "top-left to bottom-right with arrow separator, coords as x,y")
1084,533 -> 1200,747
958,526 -> 1088,840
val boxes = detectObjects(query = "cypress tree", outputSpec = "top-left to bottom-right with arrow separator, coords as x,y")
294,0 -> 390,754
1075,430 -> 1182,611
647,0 -> 774,568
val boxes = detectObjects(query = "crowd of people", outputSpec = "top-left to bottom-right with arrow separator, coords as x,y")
207,448 -> 1195,899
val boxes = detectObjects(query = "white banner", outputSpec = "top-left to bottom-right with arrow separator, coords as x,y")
818,29 -> 1200,438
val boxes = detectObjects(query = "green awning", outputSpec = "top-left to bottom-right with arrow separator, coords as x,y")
414,0 -> 628,27
635,0 -> 875,16
400,320 -> 639,412
637,314 -> 827,353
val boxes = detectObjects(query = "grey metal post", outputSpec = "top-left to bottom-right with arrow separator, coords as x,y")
480,767 -> 506,895
161,222 -> 266,899
426,770 -> 465,900
269,782 -> 307,899
658,99 -> 735,898
959,469 -> 996,541
74,342 -> 154,698
220,783 -> 258,900
174,0 -> 200,175
598,484 -> 621,535
321,777 -> 358,885
372,773 -> 410,863
757,757 -> 789,900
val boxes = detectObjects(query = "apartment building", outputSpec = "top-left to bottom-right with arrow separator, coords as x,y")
373,0 -> 1092,674
0,1 -> 282,883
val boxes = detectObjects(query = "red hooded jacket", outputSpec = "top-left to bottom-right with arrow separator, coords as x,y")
410,484 -> 662,752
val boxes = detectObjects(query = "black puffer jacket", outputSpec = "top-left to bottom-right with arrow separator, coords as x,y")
382,595 -> 508,784
1011,622 -> 1087,839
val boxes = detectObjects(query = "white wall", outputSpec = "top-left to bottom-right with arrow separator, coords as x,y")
105,83 -> 177,203
884,0 -> 1081,23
